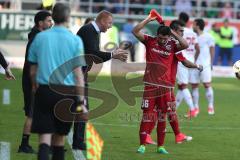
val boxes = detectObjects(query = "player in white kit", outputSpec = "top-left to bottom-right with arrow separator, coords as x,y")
190,18 -> 215,115
175,12 -> 200,117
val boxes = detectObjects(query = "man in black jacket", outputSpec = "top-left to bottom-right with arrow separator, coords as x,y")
77,10 -> 127,66
0,51 -> 15,80
73,10 -> 128,150
18,10 -> 53,154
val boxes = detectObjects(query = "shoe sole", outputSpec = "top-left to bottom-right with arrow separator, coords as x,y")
176,136 -> 193,144
146,141 -> 157,145
208,112 -> 215,115
157,151 -> 169,154
157,148 -> 169,154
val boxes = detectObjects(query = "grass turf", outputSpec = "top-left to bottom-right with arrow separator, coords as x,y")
0,69 -> 240,160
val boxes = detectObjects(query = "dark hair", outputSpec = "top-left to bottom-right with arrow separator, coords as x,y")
170,20 -> 184,31
52,3 -> 70,24
157,25 -> 171,36
84,17 -> 94,25
179,12 -> 189,24
34,10 -> 51,26
194,18 -> 205,31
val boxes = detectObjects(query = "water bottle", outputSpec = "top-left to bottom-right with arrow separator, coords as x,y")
2,89 -> 10,105
149,9 -> 163,24
0,142 -> 10,160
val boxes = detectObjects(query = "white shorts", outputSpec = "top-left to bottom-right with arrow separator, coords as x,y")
189,66 -> 212,83
176,64 -> 193,84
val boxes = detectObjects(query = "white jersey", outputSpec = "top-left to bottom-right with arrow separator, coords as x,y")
176,28 -> 198,84
181,27 -> 198,63
196,32 -> 215,67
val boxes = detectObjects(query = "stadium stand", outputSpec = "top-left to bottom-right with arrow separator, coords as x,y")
0,0 -> 240,19
0,0 -> 240,68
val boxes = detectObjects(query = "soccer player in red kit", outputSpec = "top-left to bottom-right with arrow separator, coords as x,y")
132,16 -> 203,154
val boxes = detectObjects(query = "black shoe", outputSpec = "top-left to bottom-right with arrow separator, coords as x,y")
72,143 -> 86,150
18,145 -> 36,154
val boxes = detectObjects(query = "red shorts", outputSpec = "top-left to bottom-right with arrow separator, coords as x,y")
141,85 -> 176,113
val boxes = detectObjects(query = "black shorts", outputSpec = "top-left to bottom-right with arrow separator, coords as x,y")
31,85 -> 78,135
22,84 -> 33,117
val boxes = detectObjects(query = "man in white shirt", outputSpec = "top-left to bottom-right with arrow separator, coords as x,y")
175,12 -> 200,118
190,18 -> 215,115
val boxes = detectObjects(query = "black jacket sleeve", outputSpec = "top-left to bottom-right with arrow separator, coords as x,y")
22,27 -> 40,85
77,24 -> 112,64
0,51 -> 8,69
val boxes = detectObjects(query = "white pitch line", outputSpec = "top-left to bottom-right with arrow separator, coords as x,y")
92,122 -> 240,130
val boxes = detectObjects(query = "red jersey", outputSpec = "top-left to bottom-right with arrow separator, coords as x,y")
143,34 -> 186,87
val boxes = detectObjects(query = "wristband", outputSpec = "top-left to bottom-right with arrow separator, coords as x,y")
77,96 -> 85,105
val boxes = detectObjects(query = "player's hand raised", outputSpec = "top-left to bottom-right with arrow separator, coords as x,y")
112,48 -> 128,62
146,15 -> 157,22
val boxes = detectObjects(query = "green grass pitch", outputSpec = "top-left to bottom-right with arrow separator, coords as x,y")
0,69 -> 240,160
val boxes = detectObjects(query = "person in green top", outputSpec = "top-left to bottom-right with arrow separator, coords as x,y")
218,19 -> 234,66
209,23 -> 220,45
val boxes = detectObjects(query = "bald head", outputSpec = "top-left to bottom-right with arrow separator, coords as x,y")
96,10 -> 113,32
96,10 -> 112,22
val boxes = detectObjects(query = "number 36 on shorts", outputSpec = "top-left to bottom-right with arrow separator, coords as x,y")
141,99 -> 150,109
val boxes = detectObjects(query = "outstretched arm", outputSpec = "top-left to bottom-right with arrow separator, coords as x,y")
0,51 -> 8,69
181,59 -> 203,71
0,51 -> 15,80
5,66 -> 15,80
